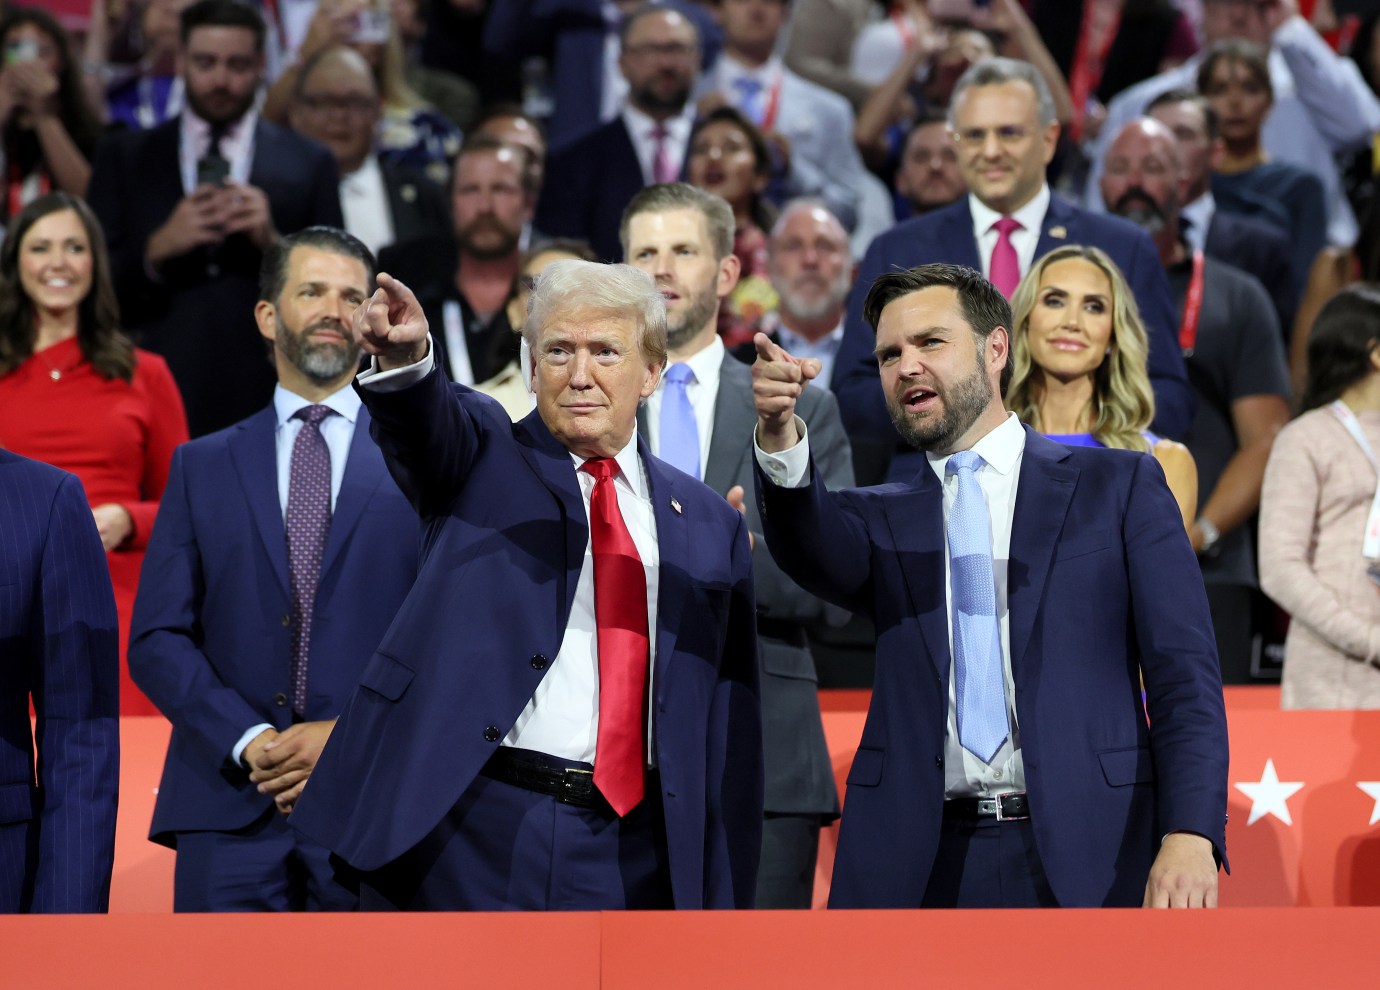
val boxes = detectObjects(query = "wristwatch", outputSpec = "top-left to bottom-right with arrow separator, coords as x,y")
1195,517 -> 1221,556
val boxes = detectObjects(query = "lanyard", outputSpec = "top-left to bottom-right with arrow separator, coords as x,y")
891,8 -> 915,49
7,164 -> 48,220
757,68 -> 783,134
1067,1 -> 1121,144
1178,250 -> 1205,355
1329,400 -> 1380,559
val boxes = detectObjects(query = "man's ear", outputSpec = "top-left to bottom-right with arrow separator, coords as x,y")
715,251 -> 742,300
255,300 -> 277,343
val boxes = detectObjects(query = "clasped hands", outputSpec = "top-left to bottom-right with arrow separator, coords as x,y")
244,721 -> 336,815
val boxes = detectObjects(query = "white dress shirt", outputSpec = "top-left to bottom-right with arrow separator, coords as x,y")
1179,191 -> 1215,257
776,318 -> 845,391
621,104 -> 694,185
754,411 -> 1030,798
642,335 -> 724,479
969,184 -> 1051,285
339,155 -> 396,258
358,341 -> 662,765
232,381 -> 363,765
179,108 -> 256,194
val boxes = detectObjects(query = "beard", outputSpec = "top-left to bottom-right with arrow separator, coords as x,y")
776,268 -> 852,323
457,215 -> 522,260
630,76 -> 691,117
1110,186 -> 1171,237
277,315 -> 360,383
886,349 -> 993,453
185,84 -> 256,129
664,281 -> 720,351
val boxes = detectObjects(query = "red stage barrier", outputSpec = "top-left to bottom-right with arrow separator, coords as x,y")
110,687 -> 1380,913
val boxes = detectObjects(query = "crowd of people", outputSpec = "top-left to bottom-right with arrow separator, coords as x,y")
1,0 -> 1377,917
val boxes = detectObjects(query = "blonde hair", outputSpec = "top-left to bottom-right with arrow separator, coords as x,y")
1006,245 -> 1156,452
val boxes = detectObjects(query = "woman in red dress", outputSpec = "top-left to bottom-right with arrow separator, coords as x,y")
0,192 -> 188,715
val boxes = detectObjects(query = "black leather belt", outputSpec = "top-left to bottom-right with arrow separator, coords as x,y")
480,747 -> 608,811
943,793 -> 1030,821
755,617 -> 809,647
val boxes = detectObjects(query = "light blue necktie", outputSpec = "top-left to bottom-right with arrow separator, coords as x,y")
732,76 -> 763,126
659,363 -> 700,479
946,450 -> 1009,764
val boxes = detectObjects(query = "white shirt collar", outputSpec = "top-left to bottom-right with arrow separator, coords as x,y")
968,183 -> 1050,240
273,381 -> 362,429
670,333 -> 725,384
342,153 -> 383,190
926,411 -> 1026,480
569,432 -> 648,500
621,102 -> 694,142
1179,190 -> 1215,252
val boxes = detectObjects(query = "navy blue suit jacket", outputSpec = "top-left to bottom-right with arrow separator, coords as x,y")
86,119 -> 343,437
1205,210 -> 1298,341
484,0 -> 721,151
836,195 -> 1194,480
756,427 -> 1229,907
129,405 -> 418,847
0,452 -> 119,912
289,371 -> 764,908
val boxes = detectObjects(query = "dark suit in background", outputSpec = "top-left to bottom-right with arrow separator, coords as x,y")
834,194 -> 1194,481
0,452 -> 119,913
1204,210 -> 1298,342
640,354 -> 851,907
86,120 -> 343,437
379,158 -> 451,249
129,403 -> 418,910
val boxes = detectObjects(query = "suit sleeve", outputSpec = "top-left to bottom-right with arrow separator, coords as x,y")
1125,229 -> 1194,439
30,474 -> 120,913
128,448 -> 267,762
750,389 -> 855,624
701,511 -> 764,909
1125,454 -> 1230,865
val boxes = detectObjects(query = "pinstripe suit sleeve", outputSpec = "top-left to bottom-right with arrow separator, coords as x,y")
29,471 -> 121,913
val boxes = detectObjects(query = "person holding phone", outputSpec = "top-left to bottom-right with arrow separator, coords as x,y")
86,0 -> 343,438
0,7 -> 102,229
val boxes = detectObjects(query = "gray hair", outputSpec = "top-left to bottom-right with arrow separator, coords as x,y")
525,259 -> 668,367
948,56 -> 1057,129
620,182 -> 736,262
769,197 -> 847,242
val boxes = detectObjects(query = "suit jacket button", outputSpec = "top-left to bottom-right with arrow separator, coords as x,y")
530,654 -> 548,670
274,693 -> 288,707
483,726 -> 500,742
935,756 -> 943,767
280,614 -> 292,627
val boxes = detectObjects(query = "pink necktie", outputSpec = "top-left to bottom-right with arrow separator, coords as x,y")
989,217 -> 1022,299
650,125 -> 675,184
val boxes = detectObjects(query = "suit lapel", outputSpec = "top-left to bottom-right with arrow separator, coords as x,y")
320,407 -> 386,580
880,464 -> 951,681
512,410 -> 588,623
943,202 -> 984,271
641,440 -> 688,691
1007,428 -> 1078,675
1034,193 -> 1077,260
703,356 -> 753,495
227,407 -> 290,596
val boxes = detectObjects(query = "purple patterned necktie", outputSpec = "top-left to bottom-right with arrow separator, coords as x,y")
286,404 -> 335,717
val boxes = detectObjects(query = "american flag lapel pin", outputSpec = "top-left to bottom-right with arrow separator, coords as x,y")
670,497 -> 683,515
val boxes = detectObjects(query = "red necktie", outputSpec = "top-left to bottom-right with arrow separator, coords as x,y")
581,457 -> 650,816
989,216 -> 1022,298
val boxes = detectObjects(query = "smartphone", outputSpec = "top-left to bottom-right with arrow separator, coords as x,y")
196,154 -> 230,187
348,9 -> 391,44
4,38 -> 39,65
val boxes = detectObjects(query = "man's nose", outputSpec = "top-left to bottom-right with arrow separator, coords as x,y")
568,350 -> 593,386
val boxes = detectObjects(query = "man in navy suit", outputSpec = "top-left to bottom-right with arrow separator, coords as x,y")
289,259 -> 762,911
834,58 -> 1193,482
87,0 -> 343,438
129,227 -> 419,912
535,5 -> 702,261
750,263 -> 1228,908
0,454 -> 119,914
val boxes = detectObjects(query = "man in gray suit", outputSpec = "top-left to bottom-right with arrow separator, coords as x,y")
621,182 -> 854,908
705,0 -> 869,231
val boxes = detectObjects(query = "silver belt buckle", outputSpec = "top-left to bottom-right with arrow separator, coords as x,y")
977,798 -> 999,818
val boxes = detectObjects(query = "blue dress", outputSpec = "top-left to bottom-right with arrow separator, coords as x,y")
1043,431 -> 1160,449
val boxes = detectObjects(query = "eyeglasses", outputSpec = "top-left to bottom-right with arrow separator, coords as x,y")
297,95 -> 378,116
951,125 -> 1030,150
623,42 -> 698,60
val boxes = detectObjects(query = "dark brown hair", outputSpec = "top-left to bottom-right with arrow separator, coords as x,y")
0,192 -> 133,381
1301,283 -> 1380,412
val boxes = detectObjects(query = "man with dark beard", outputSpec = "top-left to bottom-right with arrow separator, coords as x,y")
378,135 -> 528,395
537,5 -> 704,261
87,0 -> 343,437
622,183 -> 854,909
129,227 -> 419,912
749,262 -> 1230,909
1101,117 -> 1290,685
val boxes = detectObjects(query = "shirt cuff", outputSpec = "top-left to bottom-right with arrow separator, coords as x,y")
753,416 -> 811,488
357,334 -> 435,391
233,723 -> 274,768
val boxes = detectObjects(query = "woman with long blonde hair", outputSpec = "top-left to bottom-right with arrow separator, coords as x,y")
1007,244 -> 1197,527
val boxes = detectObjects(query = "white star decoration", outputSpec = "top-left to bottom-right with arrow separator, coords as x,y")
1358,782 -> 1380,827
1234,759 -> 1305,826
